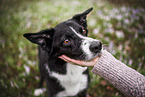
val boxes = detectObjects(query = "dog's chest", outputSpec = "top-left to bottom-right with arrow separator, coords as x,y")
51,63 -> 88,97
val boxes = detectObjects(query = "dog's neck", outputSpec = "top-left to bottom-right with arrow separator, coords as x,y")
47,56 -> 88,75
47,56 -> 67,74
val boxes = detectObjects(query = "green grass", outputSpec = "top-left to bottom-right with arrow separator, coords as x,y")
0,0 -> 144,97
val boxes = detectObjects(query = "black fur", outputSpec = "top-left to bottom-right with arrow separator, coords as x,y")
23,7 -> 99,97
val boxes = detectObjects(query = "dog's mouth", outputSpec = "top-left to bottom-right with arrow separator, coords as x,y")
86,49 -> 102,61
94,50 -> 102,58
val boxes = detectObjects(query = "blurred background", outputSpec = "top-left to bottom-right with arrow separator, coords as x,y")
0,0 -> 145,97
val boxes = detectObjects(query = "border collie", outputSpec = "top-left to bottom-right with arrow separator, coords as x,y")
23,7 -> 102,97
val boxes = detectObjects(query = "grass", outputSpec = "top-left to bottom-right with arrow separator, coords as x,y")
0,0 -> 144,97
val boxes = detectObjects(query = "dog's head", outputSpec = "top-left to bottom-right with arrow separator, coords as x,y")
23,8 -> 102,60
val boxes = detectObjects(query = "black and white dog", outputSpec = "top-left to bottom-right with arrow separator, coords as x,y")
23,8 -> 102,97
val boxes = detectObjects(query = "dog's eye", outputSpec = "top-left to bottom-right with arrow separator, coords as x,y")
83,29 -> 86,35
64,39 -> 70,44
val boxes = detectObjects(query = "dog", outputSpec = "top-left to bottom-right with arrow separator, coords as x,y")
23,7 -> 102,97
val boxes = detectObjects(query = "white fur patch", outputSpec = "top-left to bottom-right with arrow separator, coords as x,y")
81,39 -> 93,60
70,26 -> 99,60
50,63 -> 88,97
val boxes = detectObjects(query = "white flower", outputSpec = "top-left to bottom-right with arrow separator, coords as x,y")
105,37 -> 110,41
128,60 -> 133,66
34,88 -> 46,96
124,12 -> 129,17
88,19 -> 96,27
116,31 -> 124,38
104,16 -> 110,21
121,6 -> 127,12
24,65 -> 30,74
109,41 -> 114,49
26,21 -> 31,28
118,45 -> 123,50
105,28 -> 114,34
134,33 -> 138,38
93,28 -> 100,34
116,14 -> 123,20
107,23 -> 112,28
112,8 -> 119,14
124,19 -> 130,24
96,10 -> 103,16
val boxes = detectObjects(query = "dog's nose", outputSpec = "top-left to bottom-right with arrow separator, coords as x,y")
89,41 -> 102,53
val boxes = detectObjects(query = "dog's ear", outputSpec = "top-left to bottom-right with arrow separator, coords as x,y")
23,28 -> 54,52
72,7 -> 93,27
